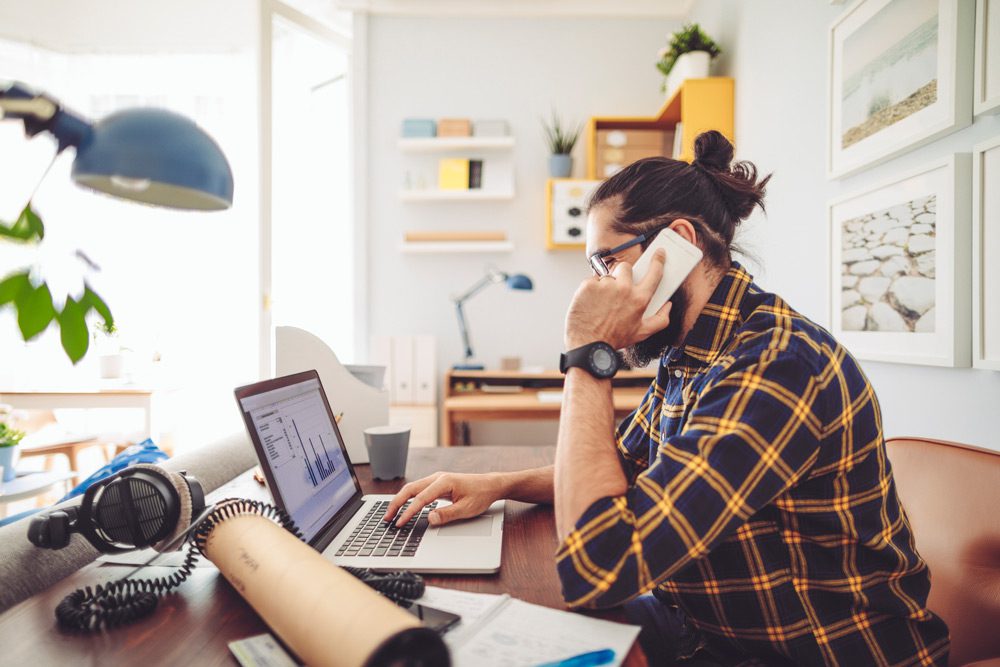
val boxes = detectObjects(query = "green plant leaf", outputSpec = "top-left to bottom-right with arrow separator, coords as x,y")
0,272 -> 31,306
81,284 -> 114,328
0,203 -> 45,243
15,282 -> 55,340
57,296 -> 89,364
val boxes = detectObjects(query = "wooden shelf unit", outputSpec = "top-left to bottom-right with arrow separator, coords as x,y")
441,368 -> 656,446
585,77 -> 735,178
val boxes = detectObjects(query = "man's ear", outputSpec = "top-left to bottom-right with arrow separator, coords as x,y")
668,218 -> 698,246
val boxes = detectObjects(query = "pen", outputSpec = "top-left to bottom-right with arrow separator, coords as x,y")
535,648 -> 616,667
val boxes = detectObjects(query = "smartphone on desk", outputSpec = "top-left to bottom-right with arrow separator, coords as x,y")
631,227 -> 703,318
401,601 -> 462,634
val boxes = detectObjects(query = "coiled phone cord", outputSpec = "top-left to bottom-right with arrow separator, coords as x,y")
56,498 -> 300,632
55,498 -> 426,632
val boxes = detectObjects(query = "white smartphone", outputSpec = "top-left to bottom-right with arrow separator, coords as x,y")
631,228 -> 704,318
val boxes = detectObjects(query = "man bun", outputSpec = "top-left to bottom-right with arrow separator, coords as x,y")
692,130 -> 769,225
693,130 -> 734,171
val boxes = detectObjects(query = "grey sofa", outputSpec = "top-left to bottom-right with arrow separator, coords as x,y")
0,432 -> 257,613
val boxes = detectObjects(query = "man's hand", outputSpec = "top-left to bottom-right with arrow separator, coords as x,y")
565,248 -> 672,350
382,471 -> 504,527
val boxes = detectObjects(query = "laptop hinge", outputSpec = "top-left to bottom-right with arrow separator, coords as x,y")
312,494 -> 365,553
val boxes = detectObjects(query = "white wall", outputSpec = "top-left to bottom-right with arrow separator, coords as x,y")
366,16 -> 678,444
690,0 -> 1000,449
364,4 -> 1000,449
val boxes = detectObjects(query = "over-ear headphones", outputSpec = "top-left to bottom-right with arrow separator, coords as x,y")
27,464 -> 205,554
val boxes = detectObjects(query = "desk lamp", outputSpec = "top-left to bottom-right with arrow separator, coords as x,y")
0,81 -> 234,210
452,266 -> 533,370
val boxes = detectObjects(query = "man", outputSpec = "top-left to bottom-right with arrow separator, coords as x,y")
384,132 -> 949,666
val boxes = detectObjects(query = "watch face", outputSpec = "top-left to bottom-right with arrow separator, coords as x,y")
591,346 -> 616,376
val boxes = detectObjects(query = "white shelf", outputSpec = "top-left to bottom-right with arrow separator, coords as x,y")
399,189 -> 515,202
400,241 -> 514,254
398,136 -> 515,152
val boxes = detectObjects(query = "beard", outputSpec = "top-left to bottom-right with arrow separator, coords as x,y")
620,283 -> 691,369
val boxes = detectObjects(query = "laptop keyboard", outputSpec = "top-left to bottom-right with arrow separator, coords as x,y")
334,500 -> 438,558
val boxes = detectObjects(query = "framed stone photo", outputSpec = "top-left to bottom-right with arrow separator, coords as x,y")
828,0 -> 975,178
973,136 -> 1000,369
974,0 -> 1000,115
829,155 -> 971,366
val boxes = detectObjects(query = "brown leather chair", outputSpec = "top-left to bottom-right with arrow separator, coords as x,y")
886,437 -> 1000,667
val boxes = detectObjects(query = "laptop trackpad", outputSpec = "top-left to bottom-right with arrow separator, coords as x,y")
437,515 -> 493,537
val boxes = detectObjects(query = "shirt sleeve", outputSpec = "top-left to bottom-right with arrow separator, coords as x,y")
614,384 -> 657,485
555,347 -> 827,609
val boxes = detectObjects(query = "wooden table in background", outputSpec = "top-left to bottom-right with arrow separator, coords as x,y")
0,446 -> 646,667
442,369 -> 654,446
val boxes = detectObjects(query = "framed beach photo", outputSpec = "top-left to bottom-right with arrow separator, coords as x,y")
974,0 -> 1000,115
829,155 -> 971,366
973,136 -> 1000,369
828,0 -> 975,178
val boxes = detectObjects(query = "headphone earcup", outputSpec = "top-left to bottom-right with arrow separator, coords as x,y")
131,465 -> 203,552
27,508 -> 76,549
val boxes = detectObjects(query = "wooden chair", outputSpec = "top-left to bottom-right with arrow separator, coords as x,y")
15,410 -> 108,486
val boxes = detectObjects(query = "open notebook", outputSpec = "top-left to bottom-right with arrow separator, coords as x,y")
418,586 -> 640,667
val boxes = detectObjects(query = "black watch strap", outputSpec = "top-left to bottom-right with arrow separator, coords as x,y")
559,342 -> 620,379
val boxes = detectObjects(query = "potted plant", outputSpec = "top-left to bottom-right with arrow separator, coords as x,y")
656,23 -> 722,96
93,321 -> 128,379
0,415 -> 26,483
543,111 -> 582,178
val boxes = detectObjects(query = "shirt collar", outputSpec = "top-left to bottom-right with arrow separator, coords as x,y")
665,262 -> 754,367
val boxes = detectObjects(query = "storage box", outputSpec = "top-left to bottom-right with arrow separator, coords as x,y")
437,118 -> 472,137
401,118 -> 436,138
473,119 -> 509,137
438,158 -> 470,190
595,129 -> 673,178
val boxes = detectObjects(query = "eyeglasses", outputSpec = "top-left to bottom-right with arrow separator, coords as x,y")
588,224 -> 670,276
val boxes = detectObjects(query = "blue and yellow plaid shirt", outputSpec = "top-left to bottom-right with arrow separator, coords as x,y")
555,263 -> 949,666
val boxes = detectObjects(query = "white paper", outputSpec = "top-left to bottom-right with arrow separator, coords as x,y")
536,391 -> 564,404
443,595 -> 639,667
417,586 -> 508,645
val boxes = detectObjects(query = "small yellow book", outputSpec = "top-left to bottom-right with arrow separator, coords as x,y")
438,158 -> 470,190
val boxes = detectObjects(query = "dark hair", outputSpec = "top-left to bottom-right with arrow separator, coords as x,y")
588,130 -> 771,266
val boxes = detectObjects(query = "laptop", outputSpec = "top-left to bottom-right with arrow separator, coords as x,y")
234,370 -> 504,573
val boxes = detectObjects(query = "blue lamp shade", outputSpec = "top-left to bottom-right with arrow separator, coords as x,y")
506,274 -> 533,290
71,108 -> 234,211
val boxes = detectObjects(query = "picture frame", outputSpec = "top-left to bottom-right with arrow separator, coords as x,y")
829,154 -> 971,367
827,0 -> 975,178
973,136 -> 1000,369
974,0 -> 1000,115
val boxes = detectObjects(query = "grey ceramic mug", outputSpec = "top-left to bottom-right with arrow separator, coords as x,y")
364,425 -> 411,480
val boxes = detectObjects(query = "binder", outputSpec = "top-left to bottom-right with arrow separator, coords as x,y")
369,335 -> 394,400
392,336 -> 415,404
414,335 -> 436,405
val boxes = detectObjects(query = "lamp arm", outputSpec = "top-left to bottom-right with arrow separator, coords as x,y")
453,274 -> 497,304
455,300 -> 474,362
0,81 -> 92,151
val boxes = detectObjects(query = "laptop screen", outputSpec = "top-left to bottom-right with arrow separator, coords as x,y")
237,374 -> 360,544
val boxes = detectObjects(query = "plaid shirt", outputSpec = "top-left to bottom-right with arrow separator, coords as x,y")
555,263 -> 949,666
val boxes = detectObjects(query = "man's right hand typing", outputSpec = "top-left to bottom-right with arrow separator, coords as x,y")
382,471 -> 505,527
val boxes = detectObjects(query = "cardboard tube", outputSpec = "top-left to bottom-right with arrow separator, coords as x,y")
203,513 -> 449,667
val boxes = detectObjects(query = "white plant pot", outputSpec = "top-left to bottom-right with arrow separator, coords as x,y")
666,50 -> 712,97
99,353 -> 126,379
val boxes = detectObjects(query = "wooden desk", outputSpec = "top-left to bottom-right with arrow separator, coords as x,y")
0,446 -> 646,666
442,369 -> 654,446
0,386 -> 166,446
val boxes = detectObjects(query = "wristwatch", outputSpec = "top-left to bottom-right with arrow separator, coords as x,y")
559,341 -> 620,379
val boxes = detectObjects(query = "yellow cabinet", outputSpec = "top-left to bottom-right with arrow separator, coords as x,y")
585,77 -> 734,179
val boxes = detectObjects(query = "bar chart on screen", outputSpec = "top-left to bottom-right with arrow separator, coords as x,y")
249,385 -> 349,507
